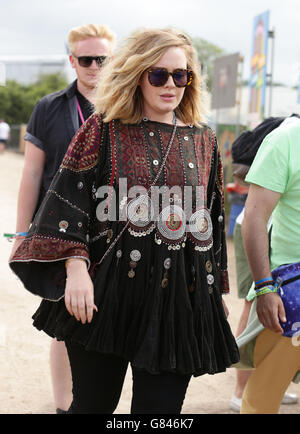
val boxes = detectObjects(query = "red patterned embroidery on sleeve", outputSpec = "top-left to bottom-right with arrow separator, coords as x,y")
11,234 -> 89,262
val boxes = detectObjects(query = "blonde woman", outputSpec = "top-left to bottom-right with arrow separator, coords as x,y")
10,28 -> 239,414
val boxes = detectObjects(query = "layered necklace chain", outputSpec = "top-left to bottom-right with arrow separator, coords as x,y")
142,112 -> 177,188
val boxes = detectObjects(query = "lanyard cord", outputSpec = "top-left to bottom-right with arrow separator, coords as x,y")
76,96 -> 85,125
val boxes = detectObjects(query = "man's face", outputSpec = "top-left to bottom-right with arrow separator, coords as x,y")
69,37 -> 112,89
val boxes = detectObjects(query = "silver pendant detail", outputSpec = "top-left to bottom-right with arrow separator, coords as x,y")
157,205 -> 186,242
130,250 -> 142,262
127,195 -> 154,228
189,208 -> 212,241
59,220 -> 69,232
129,223 -> 155,237
207,274 -> 215,285
164,258 -> 172,270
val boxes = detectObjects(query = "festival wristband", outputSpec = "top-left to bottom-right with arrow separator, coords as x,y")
255,278 -> 274,290
3,232 -> 27,240
255,284 -> 278,297
255,276 -> 273,286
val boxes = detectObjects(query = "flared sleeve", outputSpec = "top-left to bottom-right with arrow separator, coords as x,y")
208,133 -> 230,294
9,113 -> 103,301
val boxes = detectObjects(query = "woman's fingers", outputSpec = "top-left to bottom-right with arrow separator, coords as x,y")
64,268 -> 97,324
85,290 -> 99,323
71,297 -> 81,322
65,290 -> 98,324
64,292 -> 73,317
78,295 -> 87,324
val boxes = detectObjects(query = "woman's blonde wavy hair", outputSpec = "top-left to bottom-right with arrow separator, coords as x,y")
95,28 -> 207,126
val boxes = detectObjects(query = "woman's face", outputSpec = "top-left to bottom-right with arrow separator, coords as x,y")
139,47 -> 187,123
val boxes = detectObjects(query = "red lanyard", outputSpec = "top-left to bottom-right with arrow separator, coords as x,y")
75,96 -> 85,124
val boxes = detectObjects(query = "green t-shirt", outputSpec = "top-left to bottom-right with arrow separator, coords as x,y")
245,117 -> 300,270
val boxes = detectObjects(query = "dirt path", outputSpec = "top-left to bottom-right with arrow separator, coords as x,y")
0,150 -> 298,414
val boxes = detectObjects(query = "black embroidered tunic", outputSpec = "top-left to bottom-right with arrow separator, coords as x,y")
10,114 -> 239,376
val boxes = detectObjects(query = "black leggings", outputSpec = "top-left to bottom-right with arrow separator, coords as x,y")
65,340 -> 191,414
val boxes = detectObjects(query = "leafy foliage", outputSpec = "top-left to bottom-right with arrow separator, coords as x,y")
191,37 -> 225,91
0,73 -> 68,124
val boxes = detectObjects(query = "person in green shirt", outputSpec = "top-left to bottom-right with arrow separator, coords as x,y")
240,116 -> 300,413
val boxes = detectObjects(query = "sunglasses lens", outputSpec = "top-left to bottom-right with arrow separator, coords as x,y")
148,69 -> 168,86
96,56 -> 107,66
173,70 -> 188,87
77,56 -> 107,67
148,68 -> 192,87
78,56 -> 93,67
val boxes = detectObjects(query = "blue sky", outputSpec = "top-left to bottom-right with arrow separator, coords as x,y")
1,0 -> 300,86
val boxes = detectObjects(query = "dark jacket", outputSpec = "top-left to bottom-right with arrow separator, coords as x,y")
24,80 -> 80,210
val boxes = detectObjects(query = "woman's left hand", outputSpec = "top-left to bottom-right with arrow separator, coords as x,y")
222,297 -> 229,318
65,259 -> 98,324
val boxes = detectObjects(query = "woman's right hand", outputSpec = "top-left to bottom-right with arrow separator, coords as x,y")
64,259 -> 98,324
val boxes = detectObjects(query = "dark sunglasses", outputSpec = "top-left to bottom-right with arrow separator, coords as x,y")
73,55 -> 107,68
147,67 -> 193,87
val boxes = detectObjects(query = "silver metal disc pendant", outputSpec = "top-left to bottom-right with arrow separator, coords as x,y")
157,205 -> 186,243
128,223 -> 156,237
189,208 -> 213,241
130,250 -> 142,262
188,207 -> 213,251
127,195 -> 154,228
207,274 -> 215,285
164,258 -> 172,270
59,220 -> 69,232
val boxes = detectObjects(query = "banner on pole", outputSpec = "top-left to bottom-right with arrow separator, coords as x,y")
248,10 -> 270,127
211,53 -> 239,110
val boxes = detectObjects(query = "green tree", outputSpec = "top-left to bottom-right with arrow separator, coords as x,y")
0,72 -> 68,125
191,37 -> 225,91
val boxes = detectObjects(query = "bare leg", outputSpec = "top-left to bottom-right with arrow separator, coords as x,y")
235,369 -> 253,399
50,339 -> 73,411
236,299 -> 253,337
234,299 -> 253,398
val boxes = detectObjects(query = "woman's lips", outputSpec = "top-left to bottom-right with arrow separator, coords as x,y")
160,94 -> 175,101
